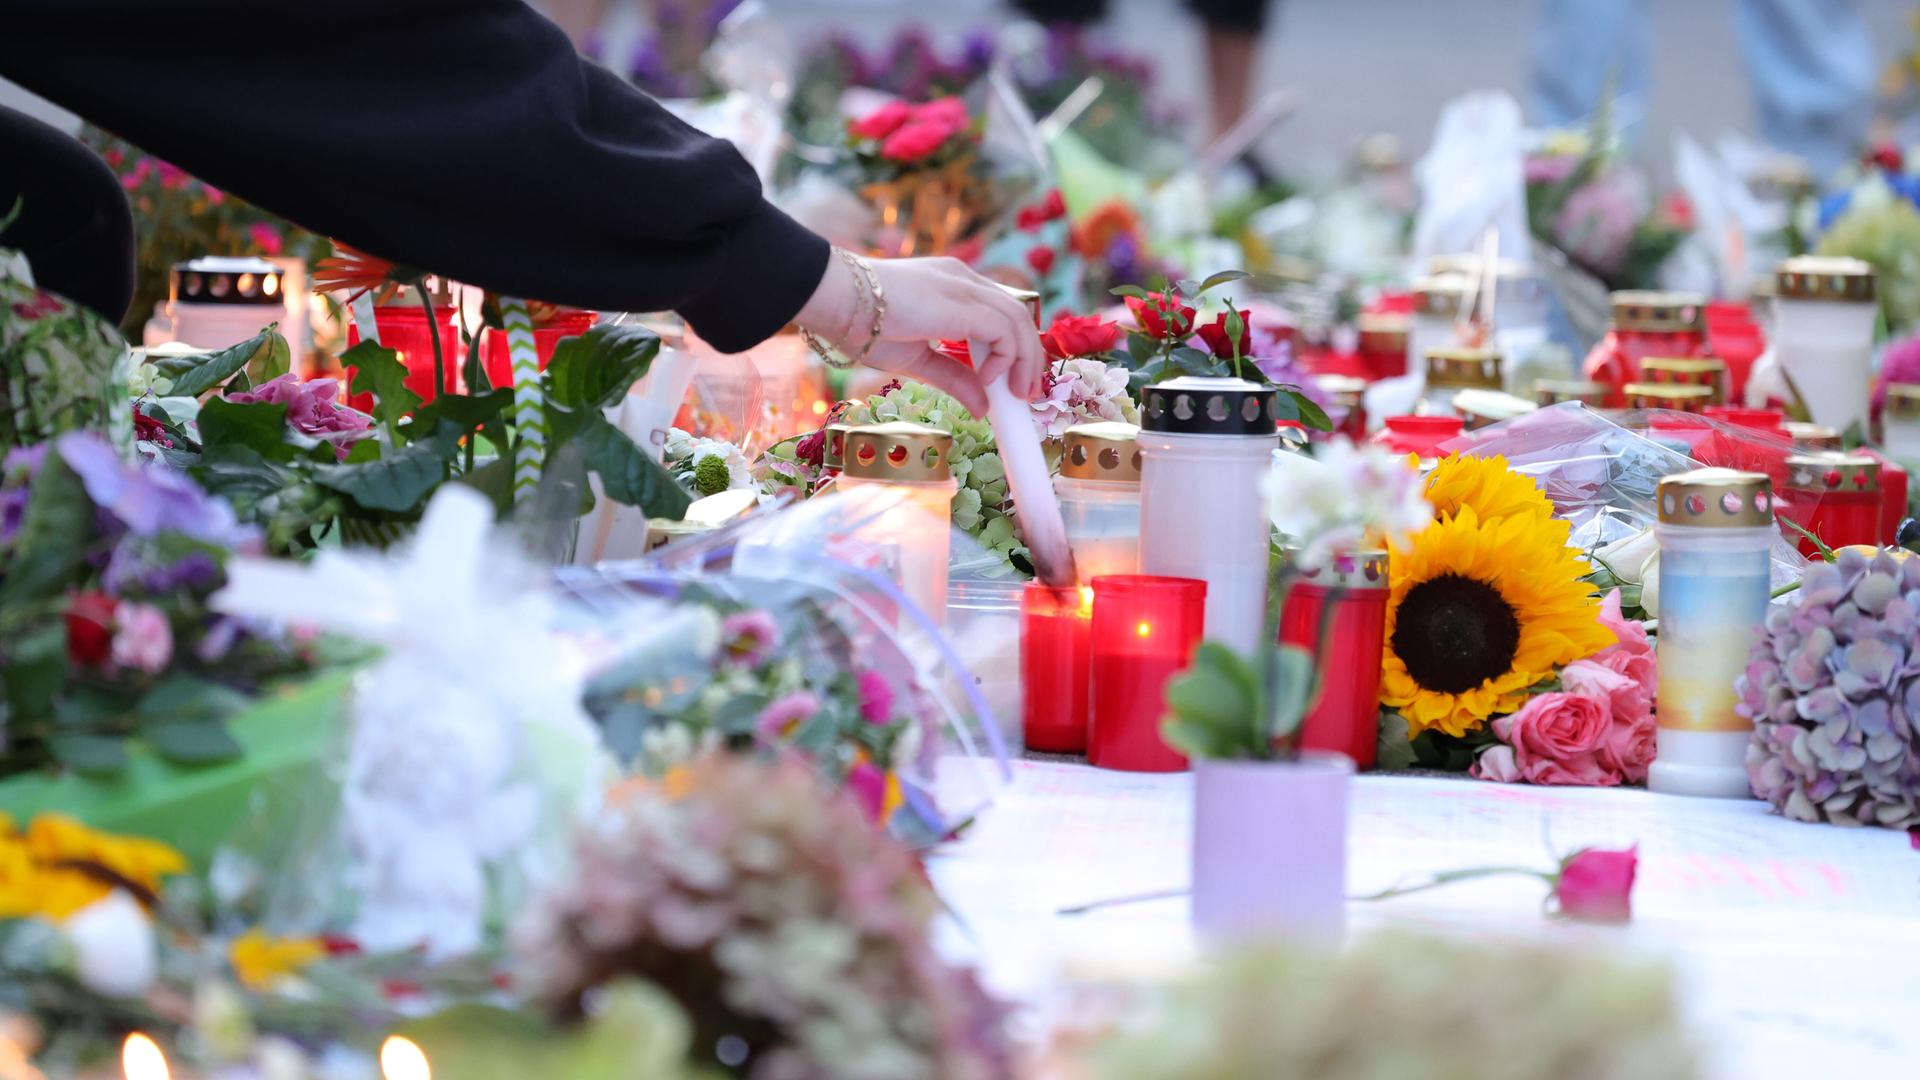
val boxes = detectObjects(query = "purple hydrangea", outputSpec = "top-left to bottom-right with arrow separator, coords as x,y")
1740,547 -> 1920,828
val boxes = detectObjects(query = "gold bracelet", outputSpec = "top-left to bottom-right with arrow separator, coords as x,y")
800,248 -> 885,370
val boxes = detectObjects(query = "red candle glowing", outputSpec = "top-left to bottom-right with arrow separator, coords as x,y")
480,309 -> 597,389
345,305 -> 463,409
1088,575 -> 1206,772
1777,453 -> 1882,556
1278,552 -> 1389,769
1021,583 -> 1092,753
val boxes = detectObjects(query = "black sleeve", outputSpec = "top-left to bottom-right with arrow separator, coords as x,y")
0,0 -> 828,352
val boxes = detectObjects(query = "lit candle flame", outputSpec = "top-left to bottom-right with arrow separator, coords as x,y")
380,1035 -> 431,1080
1078,587 -> 1095,618
262,273 -> 280,297
1135,621 -> 1152,639
121,1033 -> 169,1080
811,399 -> 828,416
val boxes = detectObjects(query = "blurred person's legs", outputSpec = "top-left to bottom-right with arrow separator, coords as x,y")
1529,0 -> 1651,131
1190,0 -> 1271,143
1732,0 -> 1872,176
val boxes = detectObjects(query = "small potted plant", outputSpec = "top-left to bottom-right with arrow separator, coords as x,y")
1162,437 -> 1431,941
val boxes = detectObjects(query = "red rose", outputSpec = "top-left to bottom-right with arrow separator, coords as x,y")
1868,142 -> 1904,173
1041,187 -> 1066,221
1196,309 -> 1252,359
1026,245 -> 1056,277
881,121 -> 951,163
1041,313 -> 1123,361
1553,847 -> 1637,923
1125,291 -> 1195,340
66,591 -> 119,668
849,100 -> 913,141
795,427 -> 827,467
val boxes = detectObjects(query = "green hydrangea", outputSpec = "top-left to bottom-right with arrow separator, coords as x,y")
839,381 -> 1027,577
1817,178 -> 1920,334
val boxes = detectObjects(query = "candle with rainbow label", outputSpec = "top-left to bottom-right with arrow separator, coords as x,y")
1649,468 -> 1775,799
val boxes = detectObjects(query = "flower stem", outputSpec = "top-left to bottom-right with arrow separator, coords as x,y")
1352,866 -> 1555,903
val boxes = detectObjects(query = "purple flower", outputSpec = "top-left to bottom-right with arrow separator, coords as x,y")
1525,154 -> 1579,185
196,616 -> 244,663
857,670 -> 895,725
225,375 -> 373,462
755,691 -> 821,743
55,432 -> 257,551
102,543 -> 221,596
3,443 -> 48,479
0,487 -> 27,545
719,610 -> 778,667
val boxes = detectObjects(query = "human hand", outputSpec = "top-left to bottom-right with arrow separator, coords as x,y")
796,252 -> 1045,416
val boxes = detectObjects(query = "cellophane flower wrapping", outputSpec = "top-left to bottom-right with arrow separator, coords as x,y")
561,488 -> 1011,848
1442,403 -> 1809,590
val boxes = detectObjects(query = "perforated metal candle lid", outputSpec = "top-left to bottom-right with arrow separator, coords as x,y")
1356,312 -> 1409,352
1783,452 -> 1880,495
1610,290 -> 1705,333
1640,355 -> 1726,384
822,423 -> 853,470
1624,382 -> 1715,412
170,256 -> 285,307
1288,547 -> 1389,589
1412,275 -> 1469,316
1658,468 -> 1774,528
843,422 -> 954,482
1784,421 -> 1842,450
1424,347 -> 1503,390
1886,383 -> 1920,420
1140,375 -> 1279,436
1061,421 -> 1142,483
1532,379 -> 1608,406
1775,255 -> 1876,303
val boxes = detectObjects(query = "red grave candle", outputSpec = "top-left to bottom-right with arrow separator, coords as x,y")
1278,551 -> 1389,769
1088,575 -> 1206,772
1021,583 -> 1093,753
1368,415 -> 1462,459
345,304 -> 464,410
479,309 -> 597,389
1777,453 -> 1882,556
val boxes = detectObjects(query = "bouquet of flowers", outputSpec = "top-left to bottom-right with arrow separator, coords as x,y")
0,433 -> 310,779
1525,125 -> 1692,291
842,95 -> 998,258
513,753 -> 1012,1080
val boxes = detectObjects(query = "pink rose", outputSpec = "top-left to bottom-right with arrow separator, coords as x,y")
880,120 -> 951,163
111,602 -> 173,674
1493,692 -> 1618,786
1553,847 -> 1637,923
226,375 -> 374,461
849,100 -> 913,141
1596,713 -> 1656,784
248,223 -> 284,255
1470,744 -> 1522,782
1595,588 -> 1648,653
1560,658 -> 1649,729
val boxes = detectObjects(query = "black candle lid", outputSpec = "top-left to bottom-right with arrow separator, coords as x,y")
170,256 -> 285,306
1140,375 -> 1280,437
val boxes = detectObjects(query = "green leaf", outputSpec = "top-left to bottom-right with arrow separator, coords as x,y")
1169,347 -> 1222,377
0,453 -> 91,607
313,424 -> 460,513
1109,284 -> 1152,300
49,734 -> 129,776
1271,388 -> 1334,433
1194,269 -> 1251,294
1374,710 -> 1417,771
343,340 -> 423,431
146,719 -> 244,764
545,324 -> 662,411
454,457 -> 515,516
168,329 -> 286,398
136,674 -> 253,724
244,331 -> 291,386
1126,330 -> 1159,367
1778,515 -> 1837,562
412,389 -> 513,434
557,411 -> 691,519
196,397 -> 295,462
401,979 -> 696,1080
2,624 -> 67,729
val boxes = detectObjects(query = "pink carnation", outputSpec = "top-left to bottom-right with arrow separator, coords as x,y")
226,375 -> 373,461
857,670 -> 894,725
755,691 -> 820,743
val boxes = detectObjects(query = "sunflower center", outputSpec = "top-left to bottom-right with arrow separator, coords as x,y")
1391,573 -> 1521,695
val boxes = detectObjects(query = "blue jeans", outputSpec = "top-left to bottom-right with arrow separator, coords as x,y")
1530,0 -> 1873,176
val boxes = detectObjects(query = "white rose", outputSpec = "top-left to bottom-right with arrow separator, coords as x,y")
1638,551 -> 1661,618
62,891 -> 156,998
1594,528 -> 1659,586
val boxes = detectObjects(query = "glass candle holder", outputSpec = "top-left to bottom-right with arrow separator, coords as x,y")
1773,256 -> 1877,434
1088,574 -> 1207,772
1624,382 -> 1714,415
1407,275 -> 1469,385
1367,414 -> 1462,460
1454,388 -> 1537,432
1582,291 -> 1708,407
1419,347 -> 1502,417
1703,300 -> 1765,402
480,309 -> 596,389
167,256 -> 289,354
1777,453 -> 1881,556
1355,312 -> 1409,381
1650,468 -> 1775,799
344,302 -> 464,409
1703,405 -> 1787,438
949,577 -> 1027,749
1279,551 -> 1389,768
1883,384 -> 1920,472
1784,421 -> 1842,452
1314,374 -> 1368,439
1532,379 -> 1609,408
1057,422 -> 1142,582
1138,376 -> 1281,654
1856,448 -> 1909,544
1021,582 -> 1093,753
836,422 -> 958,625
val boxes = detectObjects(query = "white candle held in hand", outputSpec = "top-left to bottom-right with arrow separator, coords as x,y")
986,375 -> 1077,586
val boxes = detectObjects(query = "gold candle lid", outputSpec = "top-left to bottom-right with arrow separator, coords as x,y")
996,282 -> 1043,327
1783,452 -> 1880,495
1639,356 -> 1727,404
1061,421 -> 1142,483
1288,548 -> 1389,590
1412,275 -> 1469,317
1532,379 -> 1608,406
1783,421 -> 1842,450
1455,389 -> 1538,430
1775,255 -> 1876,303
1886,382 -> 1920,420
1356,312 -> 1409,353
1313,373 -> 1366,407
1425,347 -> 1503,390
843,422 -> 954,482
1624,382 -> 1714,412
1658,468 -> 1774,528
822,422 -> 853,470
1610,290 -> 1705,333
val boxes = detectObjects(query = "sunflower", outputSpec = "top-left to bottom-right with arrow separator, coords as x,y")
1381,504 -> 1614,737
1421,452 -> 1555,524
